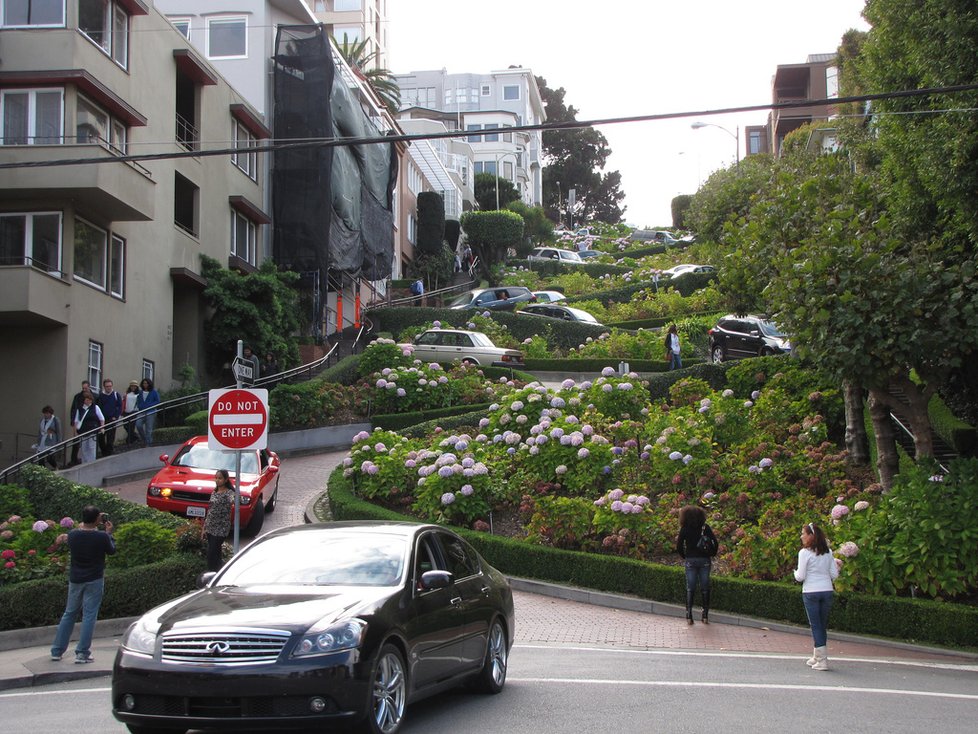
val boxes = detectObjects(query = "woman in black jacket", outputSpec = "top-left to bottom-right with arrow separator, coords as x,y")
676,505 -> 718,624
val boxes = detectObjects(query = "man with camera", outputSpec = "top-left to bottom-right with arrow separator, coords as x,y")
50,506 -> 116,664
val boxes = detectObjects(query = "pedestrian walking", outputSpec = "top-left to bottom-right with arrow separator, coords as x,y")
676,505 -> 718,624
67,380 -> 90,467
35,405 -> 62,468
202,469 -> 234,572
242,345 -> 261,384
134,378 -> 160,445
73,392 -> 104,464
50,505 -> 116,664
121,380 -> 139,444
97,379 -> 123,456
794,522 -> 839,671
664,324 -> 682,370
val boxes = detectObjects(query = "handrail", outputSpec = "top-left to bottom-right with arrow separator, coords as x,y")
888,411 -> 949,474
374,277 -> 477,310
0,320 -> 373,484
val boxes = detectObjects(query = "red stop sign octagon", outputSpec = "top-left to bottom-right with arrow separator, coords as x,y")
208,388 -> 269,451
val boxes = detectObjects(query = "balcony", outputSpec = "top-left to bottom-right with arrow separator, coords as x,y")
0,265 -> 70,327
0,144 -> 155,221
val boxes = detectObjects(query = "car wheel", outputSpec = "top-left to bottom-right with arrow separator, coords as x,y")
759,347 -> 774,357
711,345 -> 725,364
242,496 -> 265,537
361,644 -> 407,734
264,480 -> 278,513
473,618 -> 508,694
462,358 -> 477,366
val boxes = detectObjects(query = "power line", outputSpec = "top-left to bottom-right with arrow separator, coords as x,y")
2,84 -> 977,171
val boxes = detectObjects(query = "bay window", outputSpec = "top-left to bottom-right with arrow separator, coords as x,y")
231,209 -> 257,266
1,88 -> 63,145
74,217 -> 125,298
232,120 -> 257,180
0,212 -> 62,272
79,0 -> 130,68
76,94 -> 126,152
2,0 -> 65,27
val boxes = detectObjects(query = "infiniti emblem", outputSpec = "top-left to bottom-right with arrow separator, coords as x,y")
206,641 -> 231,655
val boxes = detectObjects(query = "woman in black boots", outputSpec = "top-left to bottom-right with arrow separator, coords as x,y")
676,505 -> 719,624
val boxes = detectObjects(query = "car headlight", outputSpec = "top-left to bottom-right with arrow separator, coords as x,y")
122,617 -> 159,656
293,619 -> 367,658
147,486 -> 170,497
240,494 -> 252,505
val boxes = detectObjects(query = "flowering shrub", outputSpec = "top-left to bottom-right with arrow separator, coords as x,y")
358,338 -> 414,377
0,514 -> 68,585
524,496 -> 595,549
362,362 -> 497,414
580,373 -> 649,420
345,429 -> 424,501
410,435 -> 495,526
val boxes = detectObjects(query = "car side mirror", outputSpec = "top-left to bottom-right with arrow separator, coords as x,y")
267,465 -> 279,474
159,454 -> 169,464
750,330 -> 760,336
197,571 -> 217,588
420,570 -> 453,590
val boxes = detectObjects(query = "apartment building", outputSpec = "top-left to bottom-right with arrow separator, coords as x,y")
394,67 -> 546,208
307,0 -> 389,71
745,53 -> 840,158
0,1 -> 270,464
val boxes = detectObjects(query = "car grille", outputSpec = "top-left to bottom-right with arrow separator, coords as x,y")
161,628 -> 291,665
123,693 -> 339,718
169,489 -> 211,503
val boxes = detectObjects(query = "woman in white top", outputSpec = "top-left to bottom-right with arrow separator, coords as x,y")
794,522 -> 839,670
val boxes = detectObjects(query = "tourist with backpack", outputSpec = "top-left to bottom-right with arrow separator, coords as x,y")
676,505 -> 718,624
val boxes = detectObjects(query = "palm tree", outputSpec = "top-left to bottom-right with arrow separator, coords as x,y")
336,36 -> 401,116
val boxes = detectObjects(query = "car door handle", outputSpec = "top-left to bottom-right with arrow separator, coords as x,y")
480,586 -> 490,596
450,596 -> 462,606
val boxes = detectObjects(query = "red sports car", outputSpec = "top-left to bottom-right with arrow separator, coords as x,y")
146,436 -> 281,536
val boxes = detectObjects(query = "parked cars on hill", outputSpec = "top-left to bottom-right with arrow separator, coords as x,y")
518,303 -> 602,325
708,314 -> 791,363
576,249 -> 605,260
112,522 -> 515,734
650,231 -> 681,246
527,247 -> 584,265
660,263 -> 717,279
448,286 -> 535,311
146,436 -> 280,536
402,329 -> 525,367
531,290 -> 566,303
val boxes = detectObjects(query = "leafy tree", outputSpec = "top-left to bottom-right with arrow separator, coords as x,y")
200,256 -> 301,380
536,76 -> 626,224
416,191 -> 446,255
336,36 -> 401,115
507,200 -> 554,256
408,247 -> 454,292
474,172 -> 519,211
460,210 -> 524,284
685,153 -> 772,243
671,194 -> 692,229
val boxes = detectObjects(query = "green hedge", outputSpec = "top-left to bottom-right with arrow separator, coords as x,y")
371,403 -> 492,432
0,553 -> 205,631
508,259 -> 632,279
152,426 -> 196,445
928,394 -> 976,456
607,311 -> 719,330
523,357 -> 704,373
326,466 -> 978,648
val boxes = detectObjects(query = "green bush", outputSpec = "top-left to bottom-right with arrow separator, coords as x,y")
371,403 -> 493,433
0,485 -> 33,519
928,394 -> 976,456
186,410 -> 208,434
152,426 -> 197,445
110,520 -> 177,569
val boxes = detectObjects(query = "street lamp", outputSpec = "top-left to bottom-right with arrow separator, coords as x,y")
691,121 -> 740,165
494,151 -> 521,210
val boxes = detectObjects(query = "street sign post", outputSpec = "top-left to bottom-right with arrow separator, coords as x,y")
208,387 -> 269,554
231,356 -> 254,383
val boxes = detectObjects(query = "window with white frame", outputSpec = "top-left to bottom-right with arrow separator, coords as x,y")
2,0 -> 65,27
480,84 -> 491,96
142,359 -> 154,382
232,120 -> 257,180
503,161 -> 513,179
825,66 -> 839,99
503,84 -> 520,101
206,16 -> 247,59
1,87 -> 63,145
502,125 -> 513,143
407,214 -> 416,244
483,123 -> 498,142
335,0 -> 362,10
474,161 -> 497,176
88,340 -> 103,390
407,162 -> 422,195
231,209 -> 257,266
109,232 -> 124,298
466,124 -> 481,143
78,0 -> 129,68
168,16 -> 190,39
76,95 -> 126,153
0,211 -> 61,272
332,24 -> 360,44
73,218 -> 107,289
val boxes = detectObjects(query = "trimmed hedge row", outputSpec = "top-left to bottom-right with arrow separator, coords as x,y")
523,357 -> 704,373
326,466 -> 978,648
371,403 -> 493,432
0,553 -> 205,631
929,394 -> 976,456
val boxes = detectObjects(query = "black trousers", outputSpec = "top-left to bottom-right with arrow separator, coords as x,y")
206,533 -> 226,572
99,419 -> 118,456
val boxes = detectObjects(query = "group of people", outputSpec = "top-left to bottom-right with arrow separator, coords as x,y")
677,506 -> 839,670
241,345 -> 279,383
37,377 -> 161,467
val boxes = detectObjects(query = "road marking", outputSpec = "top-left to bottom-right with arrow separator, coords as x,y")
508,677 -> 978,701
0,686 -> 109,699
514,644 -> 978,672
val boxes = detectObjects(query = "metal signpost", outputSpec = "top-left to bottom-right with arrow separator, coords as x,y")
208,342 -> 268,553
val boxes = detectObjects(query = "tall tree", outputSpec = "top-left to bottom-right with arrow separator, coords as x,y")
474,172 -> 519,211
536,76 -> 626,224
460,210 -> 524,284
336,36 -> 401,116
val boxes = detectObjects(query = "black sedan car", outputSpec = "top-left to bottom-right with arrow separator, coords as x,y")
708,314 -> 791,363
112,522 -> 515,734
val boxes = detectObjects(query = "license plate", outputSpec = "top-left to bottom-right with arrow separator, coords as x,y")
186,506 -> 206,518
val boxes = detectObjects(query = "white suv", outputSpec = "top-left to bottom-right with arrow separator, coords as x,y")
528,247 -> 584,264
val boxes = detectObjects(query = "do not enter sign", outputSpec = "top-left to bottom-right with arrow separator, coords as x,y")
208,388 -> 269,451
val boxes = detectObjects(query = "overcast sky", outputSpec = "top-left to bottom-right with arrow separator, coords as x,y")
387,0 -> 871,228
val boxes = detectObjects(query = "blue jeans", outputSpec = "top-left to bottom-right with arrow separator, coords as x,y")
802,591 -> 834,647
51,578 -> 105,660
135,412 -> 156,444
684,557 -> 711,595
669,352 -> 682,371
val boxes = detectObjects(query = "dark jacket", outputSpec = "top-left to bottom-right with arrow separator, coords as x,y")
98,390 -> 123,420
67,528 -> 116,583
676,523 -> 718,559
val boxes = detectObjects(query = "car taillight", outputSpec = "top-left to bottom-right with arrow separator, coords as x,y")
707,328 -> 715,335
529,295 -> 537,302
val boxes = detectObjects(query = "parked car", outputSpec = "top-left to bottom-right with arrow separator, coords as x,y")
527,247 -> 584,265
651,231 -> 681,246
112,522 -> 515,734
402,329 -> 524,367
531,290 -> 566,303
660,263 -> 716,279
146,436 -> 280,536
576,249 -> 605,260
708,314 -> 791,363
448,286 -> 535,311
519,303 -> 603,325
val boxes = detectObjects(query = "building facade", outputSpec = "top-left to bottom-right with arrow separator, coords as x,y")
394,67 -> 546,208
0,1 -> 270,464
307,0 -> 389,71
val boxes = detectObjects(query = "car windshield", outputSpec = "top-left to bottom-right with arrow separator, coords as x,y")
216,531 -> 407,587
449,292 -> 475,307
172,444 -> 258,474
561,251 -> 582,262
758,320 -> 785,337
469,332 -> 495,347
566,307 -> 598,323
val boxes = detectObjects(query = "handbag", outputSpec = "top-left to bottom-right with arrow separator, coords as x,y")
695,524 -> 717,555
